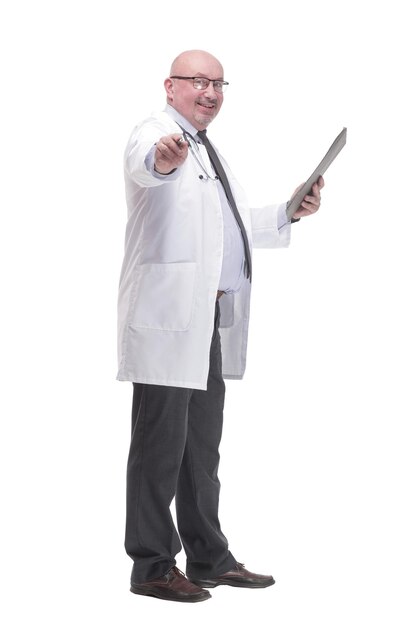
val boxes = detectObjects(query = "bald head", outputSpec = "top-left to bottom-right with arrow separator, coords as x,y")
165,50 -> 225,130
170,50 -> 224,77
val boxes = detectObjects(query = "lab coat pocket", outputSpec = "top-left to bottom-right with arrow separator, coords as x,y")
130,262 -> 197,331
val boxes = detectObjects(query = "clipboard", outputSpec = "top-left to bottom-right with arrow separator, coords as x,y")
286,127 -> 347,220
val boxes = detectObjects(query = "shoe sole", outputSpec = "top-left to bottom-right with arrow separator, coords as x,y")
189,578 -> 275,589
130,586 -> 211,602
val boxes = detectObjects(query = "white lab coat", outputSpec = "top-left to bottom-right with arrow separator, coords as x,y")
117,111 -> 291,390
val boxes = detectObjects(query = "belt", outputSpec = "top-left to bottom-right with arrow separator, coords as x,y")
217,290 -> 225,299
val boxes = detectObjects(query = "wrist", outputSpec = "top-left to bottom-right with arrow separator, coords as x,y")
154,164 -> 177,175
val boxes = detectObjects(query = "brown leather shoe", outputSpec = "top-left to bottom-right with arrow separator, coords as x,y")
130,566 -> 211,602
189,562 -> 275,589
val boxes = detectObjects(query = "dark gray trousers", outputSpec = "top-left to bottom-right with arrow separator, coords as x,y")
125,301 -> 237,583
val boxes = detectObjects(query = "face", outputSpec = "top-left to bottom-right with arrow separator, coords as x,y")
164,51 -> 225,130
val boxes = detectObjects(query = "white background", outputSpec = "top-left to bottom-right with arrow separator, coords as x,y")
1,1 -> 416,624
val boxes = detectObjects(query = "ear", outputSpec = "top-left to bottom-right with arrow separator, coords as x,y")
164,77 -> 174,102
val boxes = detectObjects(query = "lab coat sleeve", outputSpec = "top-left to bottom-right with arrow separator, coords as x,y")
250,202 -> 291,248
124,120 -> 180,188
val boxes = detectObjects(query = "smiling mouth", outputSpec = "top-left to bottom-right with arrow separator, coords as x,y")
196,101 -> 216,110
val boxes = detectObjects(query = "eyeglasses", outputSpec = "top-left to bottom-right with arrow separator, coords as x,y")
170,76 -> 229,93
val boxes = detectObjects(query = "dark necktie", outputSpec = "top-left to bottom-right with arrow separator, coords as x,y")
197,130 -> 252,282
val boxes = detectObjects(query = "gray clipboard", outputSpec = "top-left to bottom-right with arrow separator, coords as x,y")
286,127 -> 347,220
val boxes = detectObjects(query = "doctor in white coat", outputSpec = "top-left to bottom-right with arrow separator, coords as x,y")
118,50 -> 323,603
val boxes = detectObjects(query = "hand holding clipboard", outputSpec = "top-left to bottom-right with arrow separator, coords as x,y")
286,127 -> 347,221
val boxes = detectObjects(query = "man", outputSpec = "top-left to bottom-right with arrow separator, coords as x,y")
117,50 -> 323,603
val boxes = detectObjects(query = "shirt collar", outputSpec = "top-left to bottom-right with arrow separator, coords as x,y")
164,104 -> 199,138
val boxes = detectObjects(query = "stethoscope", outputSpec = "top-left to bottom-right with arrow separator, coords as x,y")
177,126 -> 219,182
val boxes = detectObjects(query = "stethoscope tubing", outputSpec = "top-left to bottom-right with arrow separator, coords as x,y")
179,128 -> 219,182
